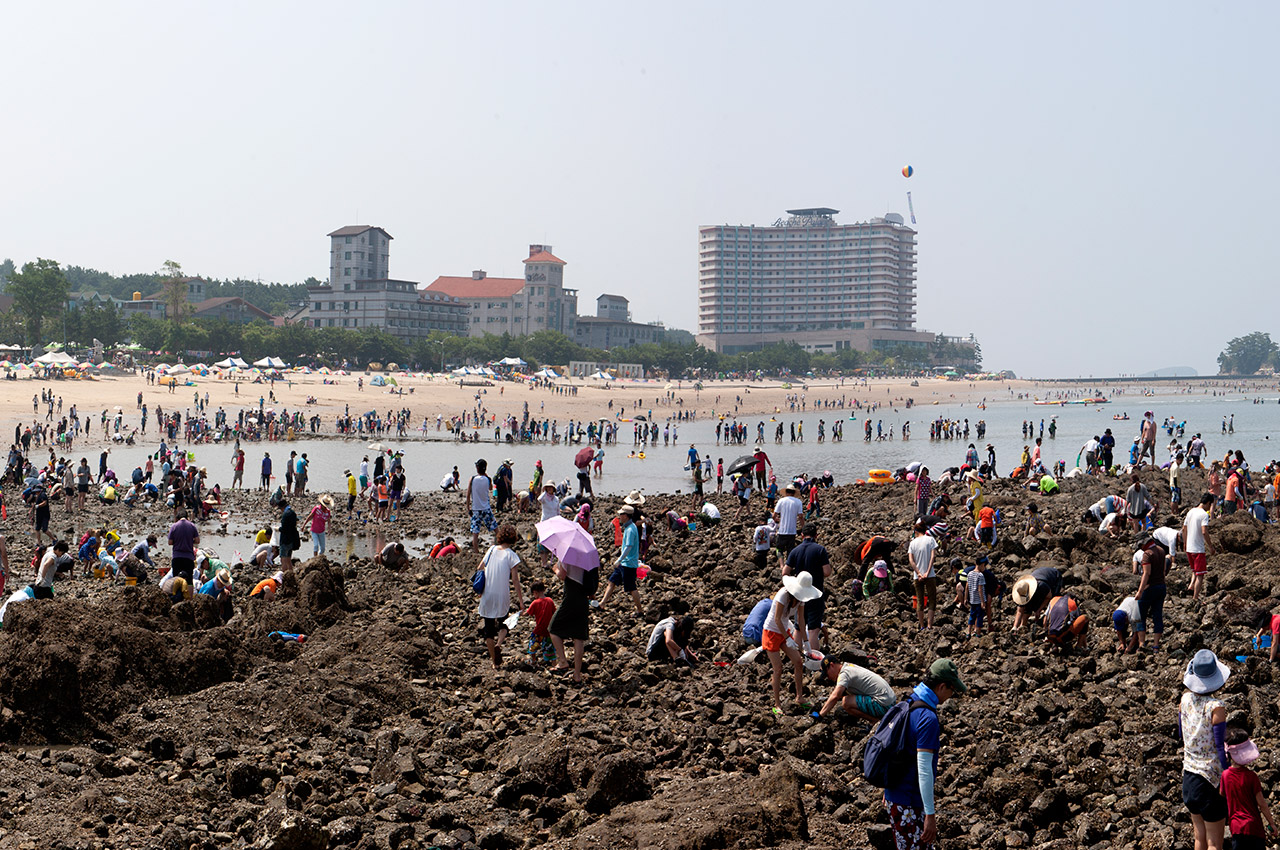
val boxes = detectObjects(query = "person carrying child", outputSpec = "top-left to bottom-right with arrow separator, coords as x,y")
1222,727 -> 1277,850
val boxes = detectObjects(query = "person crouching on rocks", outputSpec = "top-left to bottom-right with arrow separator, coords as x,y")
862,560 -> 895,598
250,570 -> 286,601
1043,594 -> 1088,650
762,572 -> 822,715
197,568 -> 234,623
375,541 -> 409,570
1113,595 -> 1145,654
813,658 -> 895,722
646,615 -> 698,667
1010,567 -> 1062,633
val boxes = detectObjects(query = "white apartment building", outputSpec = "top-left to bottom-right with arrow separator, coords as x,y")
695,208 -> 935,355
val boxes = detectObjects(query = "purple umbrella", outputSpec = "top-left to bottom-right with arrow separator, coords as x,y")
535,517 -> 600,571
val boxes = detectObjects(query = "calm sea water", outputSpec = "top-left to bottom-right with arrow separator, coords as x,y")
77,392 -> 1280,499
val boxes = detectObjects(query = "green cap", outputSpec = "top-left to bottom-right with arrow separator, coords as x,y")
929,658 -> 967,694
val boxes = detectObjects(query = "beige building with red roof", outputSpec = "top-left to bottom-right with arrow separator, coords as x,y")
425,245 -> 577,338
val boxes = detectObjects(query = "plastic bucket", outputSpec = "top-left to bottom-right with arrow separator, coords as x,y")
803,649 -> 825,672
92,567 -> 105,579
125,576 -> 137,586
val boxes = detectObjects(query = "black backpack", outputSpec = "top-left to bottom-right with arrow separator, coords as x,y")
862,699 -> 936,788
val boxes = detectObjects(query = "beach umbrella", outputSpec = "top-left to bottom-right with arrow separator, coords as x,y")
725,455 -> 757,477
665,383 -> 674,390
367,442 -> 388,452
634,415 -> 647,422
574,447 -> 594,468
535,517 -> 600,571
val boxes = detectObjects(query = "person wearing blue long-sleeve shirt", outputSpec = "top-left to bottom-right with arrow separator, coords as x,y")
883,659 -> 967,849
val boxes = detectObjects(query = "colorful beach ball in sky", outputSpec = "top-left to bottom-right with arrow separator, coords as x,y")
902,165 -> 913,178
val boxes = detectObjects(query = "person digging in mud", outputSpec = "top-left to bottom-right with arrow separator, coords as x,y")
375,541 -> 409,570
250,570 -> 287,600
595,505 -> 644,616
1043,594 -> 1089,650
197,568 -> 234,623
1113,595 -> 1145,654
1010,566 -> 1062,633
883,658 -> 967,850
763,571 -> 822,715
524,580 -> 557,666
33,540 -> 68,599
646,615 -> 698,666
476,523 -> 524,670
813,658 -> 894,722
862,559 -> 895,598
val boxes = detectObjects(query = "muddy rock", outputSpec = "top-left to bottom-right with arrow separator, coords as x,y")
579,752 -> 652,813
566,762 -> 806,850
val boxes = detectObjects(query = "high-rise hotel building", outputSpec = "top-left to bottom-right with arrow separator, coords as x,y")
696,207 -> 936,355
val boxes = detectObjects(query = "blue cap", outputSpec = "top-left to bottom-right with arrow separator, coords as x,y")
1112,610 -> 1128,629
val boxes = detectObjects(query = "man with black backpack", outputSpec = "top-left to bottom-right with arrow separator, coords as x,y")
868,658 -> 966,850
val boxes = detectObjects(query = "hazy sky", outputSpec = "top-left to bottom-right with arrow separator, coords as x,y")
3,2 -> 1276,377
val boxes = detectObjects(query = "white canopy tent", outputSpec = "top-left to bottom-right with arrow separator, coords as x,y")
496,357 -> 528,367
533,368 -> 560,379
34,351 -> 77,366
253,356 -> 287,369
589,370 -> 611,380
215,357 -> 249,368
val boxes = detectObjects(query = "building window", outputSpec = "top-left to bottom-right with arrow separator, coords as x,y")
344,268 -> 351,276
344,252 -> 351,260
345,237 -> 352,244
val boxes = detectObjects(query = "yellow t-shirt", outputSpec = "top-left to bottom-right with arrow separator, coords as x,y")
347,476 -> 357,496
254,528 -> 270,545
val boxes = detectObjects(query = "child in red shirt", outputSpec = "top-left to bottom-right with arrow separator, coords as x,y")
525,580 -> 557,665
1222,727 -> 1277,850
977,505 -> 997,546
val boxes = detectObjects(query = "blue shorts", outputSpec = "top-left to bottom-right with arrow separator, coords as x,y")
968,602 -> 985,628
608,565 -> 637,591
470,509 -> 497,533
854,695 -> 889,718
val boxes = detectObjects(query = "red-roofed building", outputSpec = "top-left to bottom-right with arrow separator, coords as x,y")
424,245 -> 577,338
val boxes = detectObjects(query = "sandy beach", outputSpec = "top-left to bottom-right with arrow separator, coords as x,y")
12,371 -> 1277,444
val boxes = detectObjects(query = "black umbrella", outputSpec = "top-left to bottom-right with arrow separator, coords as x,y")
725,455 -> 757,477
634,415 -> 648,421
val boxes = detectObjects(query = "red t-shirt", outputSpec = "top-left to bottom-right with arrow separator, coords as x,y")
978,506 -> 996,529
526,597 -> 555,637
1222,765 -> 1264,837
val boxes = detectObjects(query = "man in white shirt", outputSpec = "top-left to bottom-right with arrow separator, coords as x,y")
908,521 -> 939,630
772,484 -> 804,569
1183,492 -> 1214,601
538,483 -> 560,569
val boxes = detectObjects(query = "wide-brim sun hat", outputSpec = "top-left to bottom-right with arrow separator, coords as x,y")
319,494 -> 335,510
782,571 -> 823,603
1184,648 -> 1230,695
624,490 -> 646,505
873,560 -> 888,578
216,568 -> 233,587
1011,576 -> 1037,607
